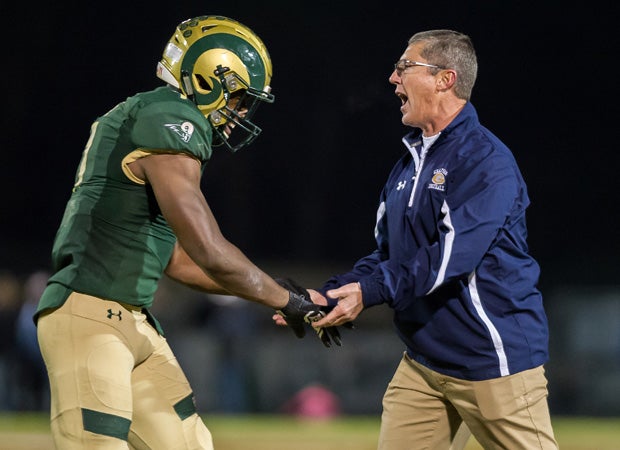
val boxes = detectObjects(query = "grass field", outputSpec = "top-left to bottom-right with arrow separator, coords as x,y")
0,414 -> 618,449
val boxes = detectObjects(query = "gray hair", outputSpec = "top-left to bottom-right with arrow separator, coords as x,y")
408,30 -> 478,101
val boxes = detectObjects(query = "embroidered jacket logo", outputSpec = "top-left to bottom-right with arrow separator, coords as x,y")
428,168 -> 447,191
164,121 -> 195,143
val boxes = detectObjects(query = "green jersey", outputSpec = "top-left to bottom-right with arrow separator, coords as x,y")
36,86 -> 213,317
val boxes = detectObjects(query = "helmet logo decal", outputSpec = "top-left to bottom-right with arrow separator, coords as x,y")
164,121 -> 195,143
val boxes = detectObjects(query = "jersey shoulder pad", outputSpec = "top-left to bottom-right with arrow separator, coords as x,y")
130,88 -> 213,162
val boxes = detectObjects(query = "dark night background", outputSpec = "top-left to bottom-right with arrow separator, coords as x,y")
2,1 -> 617,289
0,0 -> 619,417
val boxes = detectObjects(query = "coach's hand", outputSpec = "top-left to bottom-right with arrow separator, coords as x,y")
311,282 -> 364,329
274,278 -> 346,348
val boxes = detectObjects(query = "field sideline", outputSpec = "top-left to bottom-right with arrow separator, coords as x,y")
0,414 -> 618,449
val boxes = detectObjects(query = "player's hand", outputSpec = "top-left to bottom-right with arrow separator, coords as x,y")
275,287 -> 322,338
274,277 -> 347,348
272,289 -> 324,326
307,307 -> 343,348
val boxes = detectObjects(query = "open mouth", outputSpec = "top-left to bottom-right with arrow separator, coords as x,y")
396,92 -> 408,113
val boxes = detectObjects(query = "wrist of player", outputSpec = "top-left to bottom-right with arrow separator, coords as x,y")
275,290 -> 321,338
276,290 -> 318,319
272,287 -> 290,310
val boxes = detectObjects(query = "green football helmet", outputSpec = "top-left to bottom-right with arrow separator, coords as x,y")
157,15 -> 275,151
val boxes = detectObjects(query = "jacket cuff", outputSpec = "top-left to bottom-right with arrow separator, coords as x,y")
359,277 -> 385,308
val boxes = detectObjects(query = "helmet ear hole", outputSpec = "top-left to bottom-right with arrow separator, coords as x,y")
194,74 -> 213,92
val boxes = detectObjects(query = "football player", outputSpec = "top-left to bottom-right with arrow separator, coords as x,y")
35,15 -> 329,449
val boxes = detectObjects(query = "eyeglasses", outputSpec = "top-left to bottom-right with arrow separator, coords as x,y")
394,59 -> 444,77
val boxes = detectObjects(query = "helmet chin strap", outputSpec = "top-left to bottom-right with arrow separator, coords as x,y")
213,65 -> 232,102
180,70 -> 195,103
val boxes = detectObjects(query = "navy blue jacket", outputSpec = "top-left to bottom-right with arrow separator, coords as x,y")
321,102 -> 549,381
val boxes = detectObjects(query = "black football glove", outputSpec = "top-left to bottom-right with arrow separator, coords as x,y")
275,277 -> 347,348
275,288 -> 321,338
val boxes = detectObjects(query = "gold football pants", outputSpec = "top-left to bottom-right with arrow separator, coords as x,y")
37,292 -> 213,450
378,352 -> 558,450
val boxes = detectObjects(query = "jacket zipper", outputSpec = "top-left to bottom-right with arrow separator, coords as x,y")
408,147 -> 427,208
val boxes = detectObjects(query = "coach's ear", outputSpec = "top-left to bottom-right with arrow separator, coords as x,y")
436,69 -> 457,92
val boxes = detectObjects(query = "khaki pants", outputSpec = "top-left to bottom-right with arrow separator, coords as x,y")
37,292 -> 213,450
378,353 -> 558,450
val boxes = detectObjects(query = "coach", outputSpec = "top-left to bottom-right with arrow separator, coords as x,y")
310,29 -> 558,449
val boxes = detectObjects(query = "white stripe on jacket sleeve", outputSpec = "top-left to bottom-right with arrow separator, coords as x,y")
469,272 -> 510,376
428,200 -> 454,294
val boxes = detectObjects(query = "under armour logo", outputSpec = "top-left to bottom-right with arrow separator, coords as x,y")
107,309 -> 122,321
396,180 -> 407,191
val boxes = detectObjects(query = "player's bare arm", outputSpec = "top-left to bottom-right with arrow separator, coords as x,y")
165,241 -> 231,294
129,152 -> 288,309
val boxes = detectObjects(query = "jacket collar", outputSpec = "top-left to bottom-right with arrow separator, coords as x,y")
402,102 -> 479,152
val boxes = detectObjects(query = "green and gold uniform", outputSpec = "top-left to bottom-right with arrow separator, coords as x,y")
36,86 -> 216,449
37,86 -> 212,318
